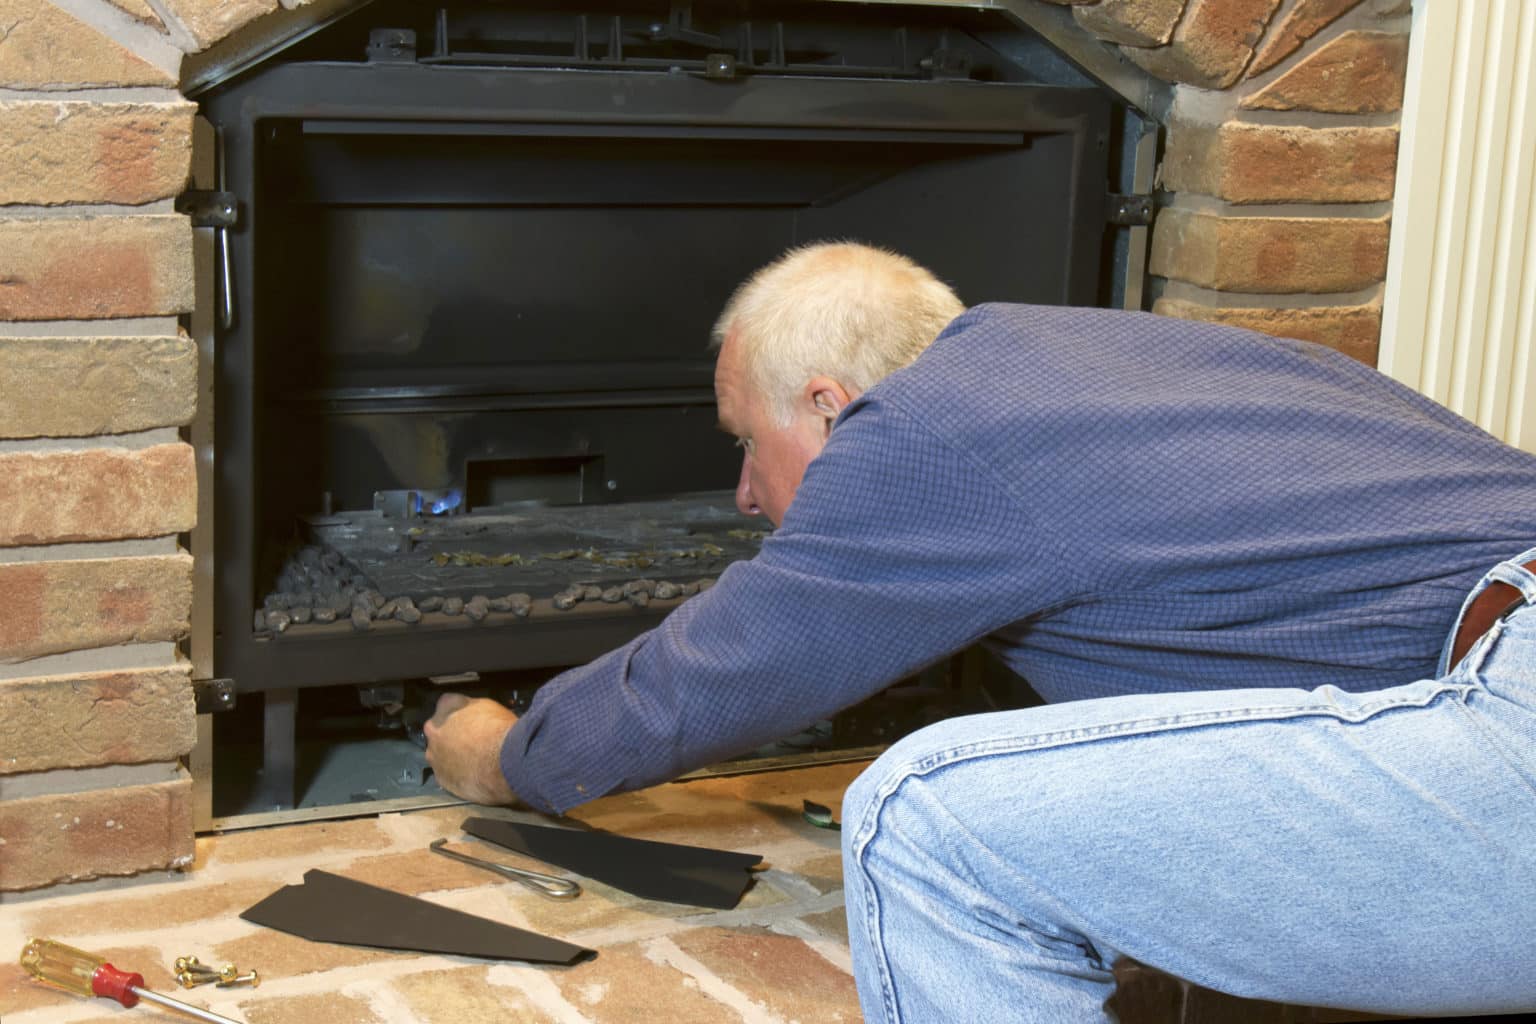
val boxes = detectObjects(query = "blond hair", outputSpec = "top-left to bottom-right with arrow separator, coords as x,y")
711,242 -> 965,424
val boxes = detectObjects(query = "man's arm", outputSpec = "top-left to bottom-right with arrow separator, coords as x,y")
491,394 -> 1079,814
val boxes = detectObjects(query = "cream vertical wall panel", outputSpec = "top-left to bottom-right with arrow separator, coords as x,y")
1380,0 -> 1536,453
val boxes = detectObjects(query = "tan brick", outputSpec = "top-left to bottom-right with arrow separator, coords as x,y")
105,0 -> 165,28
513,863 -> 739,939
0,553 -> 192,663
211,928 -> 412,981
0,771 -> 193,890
671,925 -> 862,1023
572,758 -> 866,852
1149,207 -> 1390,293
0,663 -> 194,774
1250,0 -> 1363,77
0,334 -> 197,439
0,443 -> 195,546
241,993 -> 386,1024
1124,0 -> 1283,89
0,957 -> 63,1015
1162,119 -> 1399,204
1153,296 -> 1383,364
573,785 -> 805,853
342,846 -> 506,895
0,0 -> 175,88
790,850 -> 845,896
206,815 -> 393,864
23,875 -> 283,938
0,101 -> 194,206
0,944 -> 175,1014
552,942 -> 739,1023
156,0 -> 280,51
0,216 -> 193,321
1243,31 -> 1408,114
803,907 -> 850,946
394,965 -> 557,1023
1074,0 -> 1185,47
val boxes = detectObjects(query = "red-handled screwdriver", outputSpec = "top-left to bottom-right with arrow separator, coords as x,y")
20,938 -> 242,1024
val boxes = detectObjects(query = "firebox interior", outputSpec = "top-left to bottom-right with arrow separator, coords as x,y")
195,0 -> 1125,819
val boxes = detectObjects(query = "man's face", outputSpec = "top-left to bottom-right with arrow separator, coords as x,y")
714,330 -> 836,527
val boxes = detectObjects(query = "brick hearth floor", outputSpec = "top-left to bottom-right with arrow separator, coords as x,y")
0,761 -> 866,1024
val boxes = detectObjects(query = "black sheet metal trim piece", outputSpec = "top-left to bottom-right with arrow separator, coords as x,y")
240,868 -> 596,964
463,816 -> 762,910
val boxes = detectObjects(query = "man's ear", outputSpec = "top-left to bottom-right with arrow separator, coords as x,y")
805,377 -> 855,437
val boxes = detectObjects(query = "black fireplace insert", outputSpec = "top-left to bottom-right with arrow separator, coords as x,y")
194,0 -> 1133,815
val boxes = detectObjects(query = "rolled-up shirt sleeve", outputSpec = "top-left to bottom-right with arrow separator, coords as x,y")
500,392 -> 1079,814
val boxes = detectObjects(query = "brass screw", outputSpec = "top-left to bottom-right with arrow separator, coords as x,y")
174,956 -> 240,988
216,969 -> 260,989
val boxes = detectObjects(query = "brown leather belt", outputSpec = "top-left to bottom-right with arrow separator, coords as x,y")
1447,559 -> 1536,669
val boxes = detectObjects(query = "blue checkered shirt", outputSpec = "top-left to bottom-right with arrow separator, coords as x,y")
502,304 -> 1536,813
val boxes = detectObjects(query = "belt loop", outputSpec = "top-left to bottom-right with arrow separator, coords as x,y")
1444,557 -> 1536,673
1488,560 -> 1536,604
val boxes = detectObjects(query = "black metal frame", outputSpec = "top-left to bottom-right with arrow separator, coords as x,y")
197,14 -> 1113,809
203,56 -> 1110,687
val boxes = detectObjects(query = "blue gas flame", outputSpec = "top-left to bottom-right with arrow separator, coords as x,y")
428,489 -> 463,515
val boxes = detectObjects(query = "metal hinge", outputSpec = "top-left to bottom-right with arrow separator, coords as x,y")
193,677 -> 237,713
175,190 -> 238,229
1107,193 -> 1154,227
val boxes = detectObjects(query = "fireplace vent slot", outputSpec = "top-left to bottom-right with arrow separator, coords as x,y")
466,455 -> 606,509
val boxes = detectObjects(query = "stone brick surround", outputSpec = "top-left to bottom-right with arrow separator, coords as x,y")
0,764 -> 865,1023
0,0 -> 1412,896
0,762 -> 1402,1022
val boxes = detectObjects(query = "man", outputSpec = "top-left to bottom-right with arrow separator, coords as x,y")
427,242 -> 1536,1020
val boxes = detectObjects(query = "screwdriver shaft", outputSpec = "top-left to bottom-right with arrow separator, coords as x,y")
133,986 -> 241,1024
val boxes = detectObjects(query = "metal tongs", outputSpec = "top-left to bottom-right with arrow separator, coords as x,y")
429,838 -> 581,900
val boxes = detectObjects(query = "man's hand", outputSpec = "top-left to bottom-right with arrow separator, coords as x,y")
423,693 -> 520,806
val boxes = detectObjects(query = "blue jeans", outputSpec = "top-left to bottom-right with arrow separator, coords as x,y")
842,548 -> 1536,1021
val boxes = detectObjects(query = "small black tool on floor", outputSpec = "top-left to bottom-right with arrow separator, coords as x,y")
802,800 -> 842,831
